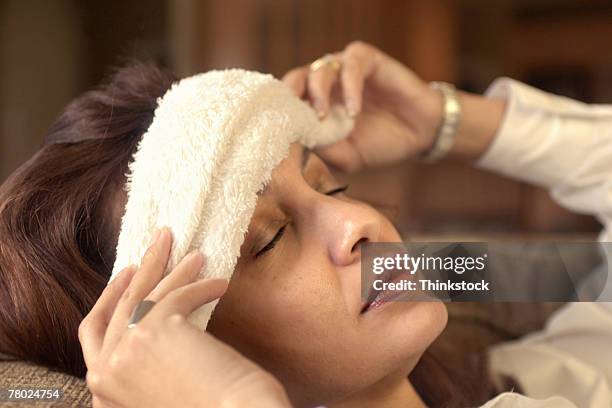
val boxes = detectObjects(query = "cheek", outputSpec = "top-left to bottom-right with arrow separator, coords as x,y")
207,214 -> 446,403
208,255 -> 366,396
233,255 -> 343,342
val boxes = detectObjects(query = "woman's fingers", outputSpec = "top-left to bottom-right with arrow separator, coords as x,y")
307,61 -> 340,118
79,265 -> 137,368
340,55 -> 365,116
283,45 -> 377,119
281,66 -> 308,98
146,250 -> 204,302
340,42 -> 377,117
144,278 -> 229,324
101,227 -> 172,353
314,138 -> 364,173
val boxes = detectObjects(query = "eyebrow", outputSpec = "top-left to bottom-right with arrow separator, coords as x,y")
301,147 -> 312,171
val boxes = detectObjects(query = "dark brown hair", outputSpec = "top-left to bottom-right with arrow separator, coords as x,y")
0,62 -> 499,406
0,62 -> 175,377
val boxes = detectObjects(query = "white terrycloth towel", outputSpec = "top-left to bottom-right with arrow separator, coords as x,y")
111,69 -> 353,329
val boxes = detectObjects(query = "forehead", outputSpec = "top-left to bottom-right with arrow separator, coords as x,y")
259,143 -> 307,195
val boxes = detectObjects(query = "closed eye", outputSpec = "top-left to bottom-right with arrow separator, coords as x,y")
325,184 -> 349,195
255,225 -> 287,258
255,185 -> 349,258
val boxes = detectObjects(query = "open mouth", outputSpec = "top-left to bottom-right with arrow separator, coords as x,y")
360,270 -> 411,314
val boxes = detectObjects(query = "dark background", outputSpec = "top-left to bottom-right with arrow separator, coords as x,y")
2,0 -> 611,237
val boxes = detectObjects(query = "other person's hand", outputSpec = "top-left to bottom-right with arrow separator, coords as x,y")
283,41 -> 443,172
79,227 -> 291,408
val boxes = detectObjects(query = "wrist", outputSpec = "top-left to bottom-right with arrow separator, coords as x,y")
218,376 -> 292,408
418,87 -> 507,162
220,392 -> 291,408
419,87 -> 444,154
448,91 -> 506,161
394,77 -> 443,157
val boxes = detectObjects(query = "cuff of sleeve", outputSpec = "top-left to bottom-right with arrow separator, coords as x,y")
475,77 -> 596,189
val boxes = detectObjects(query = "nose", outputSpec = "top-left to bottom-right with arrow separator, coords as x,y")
314,198 -> 381,266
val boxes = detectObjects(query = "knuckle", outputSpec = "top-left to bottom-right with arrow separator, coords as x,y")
143,245 -> 160,263
150,257 -> 166,273
343,55 -> 359,71
176,285 -> 199,304
128,326 -> 155,346
346,40 -> 367,53
119,286 -> 134,303
283,67 -> 302,80
106,275 -> 119,290
77,319 -> 89,341
167,313 -> 186,326
307,74 -> 320,89
86,368 -> 105,393
308,81 -> 326,99
146,286 -> 162,302
92,396 -> 106,408
108,350 -> 127,371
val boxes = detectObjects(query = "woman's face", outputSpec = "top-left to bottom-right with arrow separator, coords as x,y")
207,143 -> 447,405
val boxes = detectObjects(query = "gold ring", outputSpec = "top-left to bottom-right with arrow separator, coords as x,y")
309,54 -> 341,72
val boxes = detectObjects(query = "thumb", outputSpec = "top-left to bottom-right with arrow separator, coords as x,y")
315,139 -> 363,174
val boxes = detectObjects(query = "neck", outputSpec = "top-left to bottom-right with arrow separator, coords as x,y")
328,376 -> 426,408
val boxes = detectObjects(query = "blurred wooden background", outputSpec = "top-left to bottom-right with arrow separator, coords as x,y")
2,0 -> 611,236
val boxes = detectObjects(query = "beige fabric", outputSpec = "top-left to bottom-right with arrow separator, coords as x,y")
0,360 -> 91,407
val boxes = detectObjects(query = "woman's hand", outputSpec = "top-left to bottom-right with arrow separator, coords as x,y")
283,41 -> 506,170
79,227 -> 291,408
283,41 -> 443,172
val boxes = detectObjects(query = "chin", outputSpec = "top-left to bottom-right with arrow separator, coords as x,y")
386,300 -> 448,359
354,301 -> 447,381
408,300 -> 448,342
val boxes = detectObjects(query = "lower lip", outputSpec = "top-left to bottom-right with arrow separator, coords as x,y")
362,290 -> 406,313
362,272 -> 414,314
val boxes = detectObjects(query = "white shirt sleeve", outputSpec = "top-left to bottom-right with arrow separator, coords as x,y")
474,78 -> 612,408
480,393 -> 579,408
477,77 -> 612,242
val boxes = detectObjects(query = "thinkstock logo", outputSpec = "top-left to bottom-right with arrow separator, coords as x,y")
361,242 -> 611,303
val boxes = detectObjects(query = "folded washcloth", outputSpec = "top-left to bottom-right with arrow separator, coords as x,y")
111,69 -> 353,328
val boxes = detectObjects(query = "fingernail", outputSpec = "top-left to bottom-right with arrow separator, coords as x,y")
124,264 -> 138,279
209,278 -> 230,290
215,278 -> 229,286
346,100 -> 358,117
148,228 -> 161,246
111,264 -> 137,284
188,250 -> 204,265
315,101 -> 327,119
